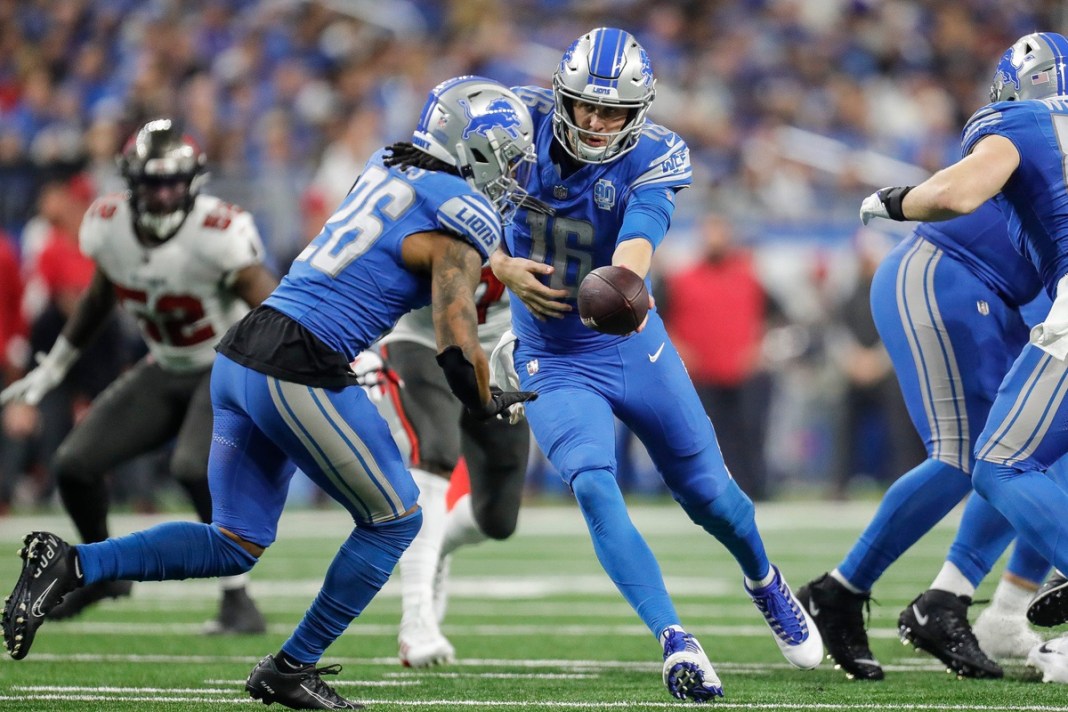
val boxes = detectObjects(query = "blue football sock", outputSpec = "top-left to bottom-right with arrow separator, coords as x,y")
945,491 -> 1016,587
667,448 -> 768,580
973,461 -> 1068,576
282,510 -> 422,664
839,458 -> 969,591
76,522 -> 257,584
571,469 -> 679,638
1005,538 -> 1051,585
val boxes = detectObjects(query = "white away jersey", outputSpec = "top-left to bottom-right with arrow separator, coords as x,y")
379,266 -> 511,353
80,193 -> 265,372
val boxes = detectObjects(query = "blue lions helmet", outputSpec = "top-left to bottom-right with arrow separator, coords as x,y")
552,27 -> 656,164
990,32 -> 1068,103
412,76 -> 536,220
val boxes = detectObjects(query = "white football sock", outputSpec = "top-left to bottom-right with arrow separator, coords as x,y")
441,494 -> 488,558
219,572 -> 250,591
931,561 -> 975,599
991,576 -> 1036,611
399,469 -> 449,633
830,568 -> 864,594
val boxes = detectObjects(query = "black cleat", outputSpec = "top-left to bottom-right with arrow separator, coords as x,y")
246,654 -> 364,710
48,580 -> 133,620
2,532 -> 82,660
203,586 -> 267,635
898,589 -> 1003,679
1027,572 -> 1068,628
797,573 -> 883,680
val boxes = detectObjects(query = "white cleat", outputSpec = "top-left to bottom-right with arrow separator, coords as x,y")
974,604 -> 1043,660
1027,634 -> 1068,683
398,617 -> 455,668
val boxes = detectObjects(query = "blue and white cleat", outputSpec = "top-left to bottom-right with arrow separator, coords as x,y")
746,565 -> 823,670
661,626 -> 724,702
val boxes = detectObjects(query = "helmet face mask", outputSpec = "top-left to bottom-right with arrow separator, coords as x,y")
990,32 -> 1068,103
120,119 -> 206,242
552,27 -> 656,164
412,76 -> 537,224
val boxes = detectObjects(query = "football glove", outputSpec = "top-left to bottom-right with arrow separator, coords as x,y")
859,186 -> 913,225
489,329 -> 526,424
0,336 -> 80,407
350,350 -> 398,403
436,345 -> 537,421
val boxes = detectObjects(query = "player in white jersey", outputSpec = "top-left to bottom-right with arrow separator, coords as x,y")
0,119 -> 277,630
377,274 -> 530,667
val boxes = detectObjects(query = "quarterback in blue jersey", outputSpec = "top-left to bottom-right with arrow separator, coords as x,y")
860,32 -> 1068,665
489,28 -> 821,702
799,203 -> 1067,680
1,76 -> 538,710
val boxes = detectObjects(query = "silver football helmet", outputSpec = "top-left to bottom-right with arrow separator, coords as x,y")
990,32 -> 1068,103
552,27 -> 656,164
119,119 -> 207,242
412,76 -> 536,220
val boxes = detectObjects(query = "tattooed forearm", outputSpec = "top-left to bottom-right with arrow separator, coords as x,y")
431,238 -> 481,354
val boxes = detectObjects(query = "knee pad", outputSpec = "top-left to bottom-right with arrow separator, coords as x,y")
169,449 -> 208,483
52,442 -> 96,487
473,504 -> 518,541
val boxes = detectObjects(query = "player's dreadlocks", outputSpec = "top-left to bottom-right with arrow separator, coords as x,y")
383,142 -> 460,176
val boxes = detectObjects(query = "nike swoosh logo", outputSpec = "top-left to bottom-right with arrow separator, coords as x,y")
648,342 -> 666,363
912,604 -> 929,627
74,555 -> 82,580
30,579 -> 57,618
808,600 -> 820,617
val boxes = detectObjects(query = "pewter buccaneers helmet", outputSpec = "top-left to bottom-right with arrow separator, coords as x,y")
990,32 -> 1068,102
412,76 -> 537,219
552,27 -> 656,164
120,119 -> 207,242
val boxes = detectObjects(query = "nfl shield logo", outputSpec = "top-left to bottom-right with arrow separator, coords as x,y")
526,359 -> 539,376
977,300 -> 990,315
553,185 -> 568,199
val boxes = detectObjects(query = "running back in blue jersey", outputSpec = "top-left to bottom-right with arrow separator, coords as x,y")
265,148 -> 502,361
507,86 -> 691,353
962,98 -> 1068,296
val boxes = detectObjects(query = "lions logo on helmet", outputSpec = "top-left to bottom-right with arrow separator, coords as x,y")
459,97 -> 523,141
412,76 -> 538,222
552,27 -> 656,164
990,32 -> 1068,103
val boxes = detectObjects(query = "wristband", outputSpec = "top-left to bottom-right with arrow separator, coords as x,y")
435,346 -> 484,412
879,186 -> 914,221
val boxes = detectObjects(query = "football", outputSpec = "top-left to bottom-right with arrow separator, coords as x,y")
578,265 -> 649,335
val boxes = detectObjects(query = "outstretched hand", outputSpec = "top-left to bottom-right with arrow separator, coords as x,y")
492,254 -> 571,321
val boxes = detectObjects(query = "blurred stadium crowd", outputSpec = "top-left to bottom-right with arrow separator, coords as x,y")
0,0 -> 1065,511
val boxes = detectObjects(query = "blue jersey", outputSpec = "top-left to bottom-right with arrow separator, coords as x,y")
264,149 -> 502,361
507,86 -> 691,353
914,200 -> 1041,307
962,98 -> 1068,297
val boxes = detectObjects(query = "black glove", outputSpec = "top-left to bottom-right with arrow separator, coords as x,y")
470,385 -> 539,421
436,346 -> 538,420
